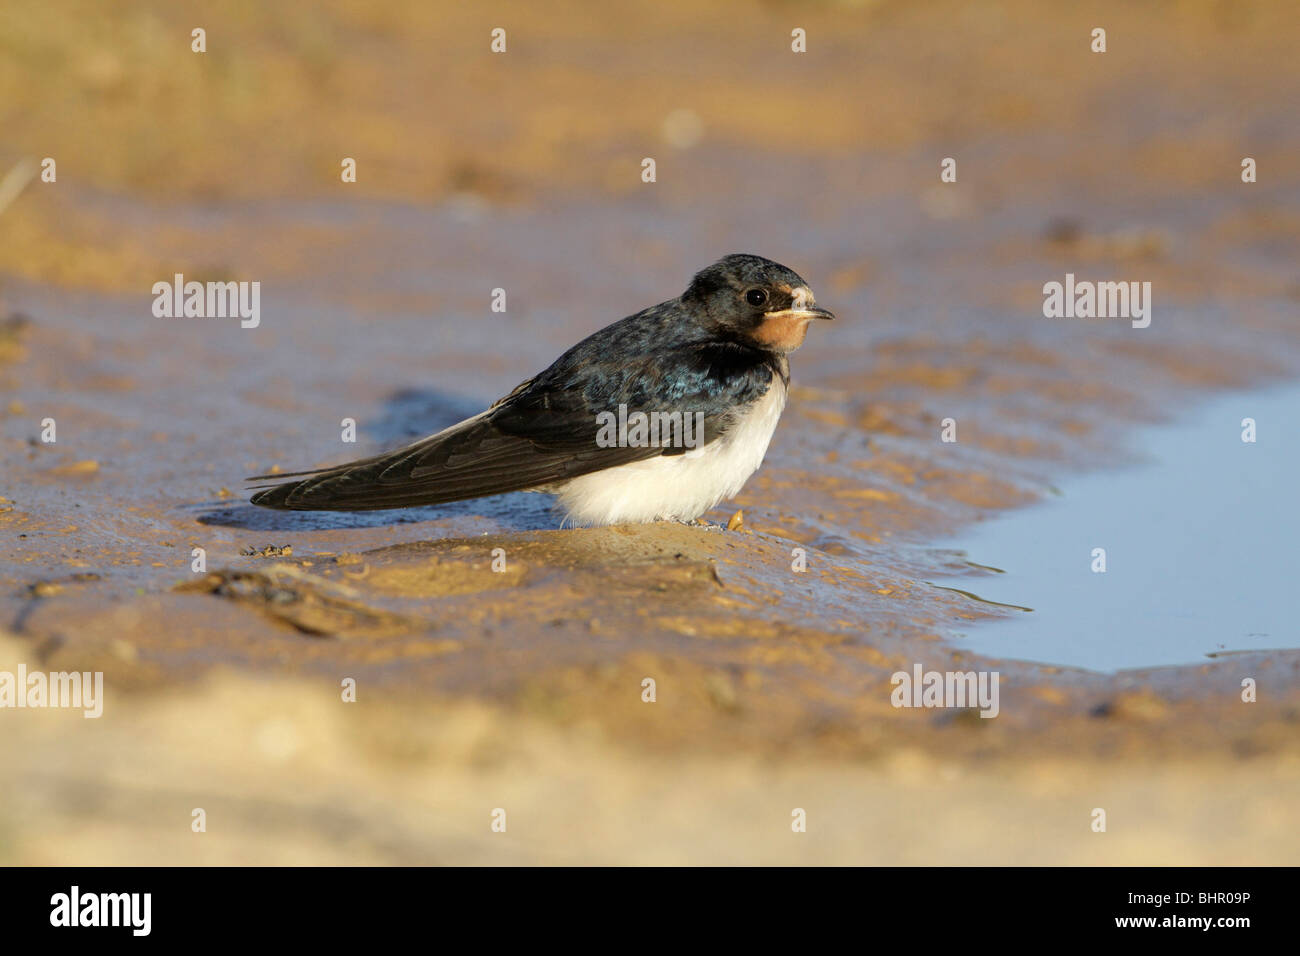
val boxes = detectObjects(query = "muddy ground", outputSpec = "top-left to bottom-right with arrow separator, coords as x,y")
1,0 -> 1298,864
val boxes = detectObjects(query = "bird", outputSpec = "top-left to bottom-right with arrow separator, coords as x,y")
248,253 -> 833,526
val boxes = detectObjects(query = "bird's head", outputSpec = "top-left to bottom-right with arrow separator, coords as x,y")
683,253 -> 834,353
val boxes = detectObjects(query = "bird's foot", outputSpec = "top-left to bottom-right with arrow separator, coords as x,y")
672,516 -> 725,530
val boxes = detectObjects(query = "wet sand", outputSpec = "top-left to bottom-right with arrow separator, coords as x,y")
2,0 -> 1299,864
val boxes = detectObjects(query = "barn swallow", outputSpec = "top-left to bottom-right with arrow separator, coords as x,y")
248,254 -> 833,525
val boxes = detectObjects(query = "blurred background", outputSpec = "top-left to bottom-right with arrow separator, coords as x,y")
1,0 -> 1298,865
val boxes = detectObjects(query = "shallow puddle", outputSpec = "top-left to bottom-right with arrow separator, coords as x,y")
930,380 -> 1300,671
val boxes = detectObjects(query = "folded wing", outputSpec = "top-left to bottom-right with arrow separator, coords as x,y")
248,340 -> 779,512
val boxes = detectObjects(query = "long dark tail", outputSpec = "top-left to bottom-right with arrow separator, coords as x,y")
246,410 -> 648,512
246,413 -> 523,511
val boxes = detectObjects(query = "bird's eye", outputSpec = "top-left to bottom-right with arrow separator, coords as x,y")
745,288 -> 769,307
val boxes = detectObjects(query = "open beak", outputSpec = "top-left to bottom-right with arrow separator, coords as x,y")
765,305 -> 835,321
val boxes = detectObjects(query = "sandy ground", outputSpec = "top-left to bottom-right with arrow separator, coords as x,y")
1,0 -> 1298,864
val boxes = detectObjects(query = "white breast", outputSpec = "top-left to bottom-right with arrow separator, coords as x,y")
553,377 -> 787,526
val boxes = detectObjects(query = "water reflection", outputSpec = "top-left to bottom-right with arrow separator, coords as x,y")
930,381 -> 1300,671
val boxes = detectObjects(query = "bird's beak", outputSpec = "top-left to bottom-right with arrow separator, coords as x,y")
764,305 -> 835,321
